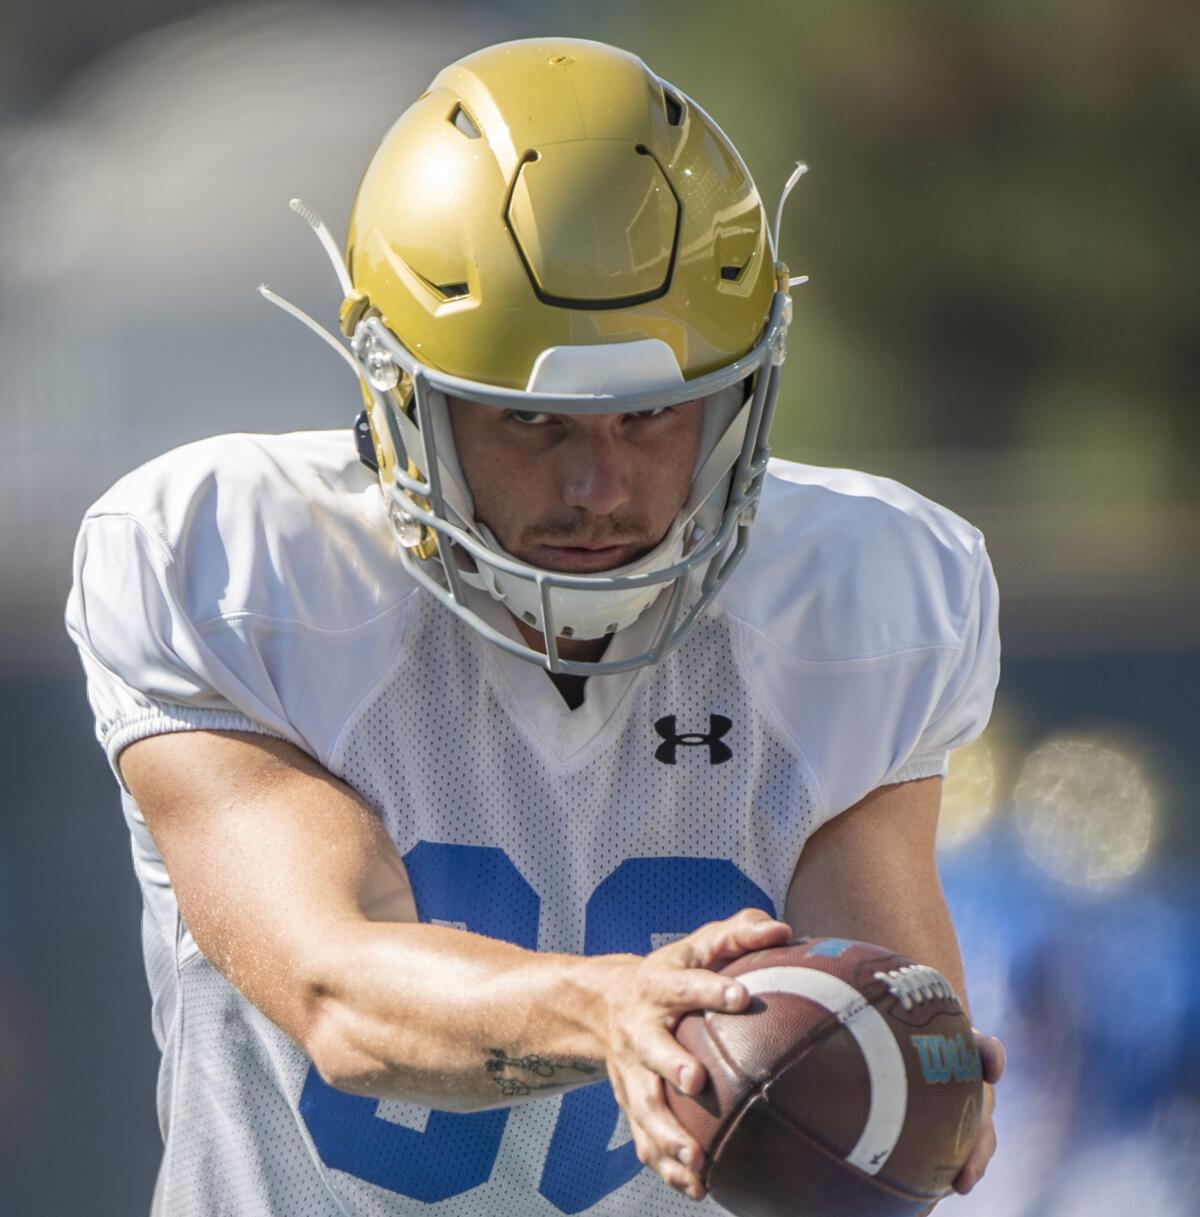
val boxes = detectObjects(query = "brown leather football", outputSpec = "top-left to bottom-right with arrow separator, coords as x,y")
666,937 -> 983,1217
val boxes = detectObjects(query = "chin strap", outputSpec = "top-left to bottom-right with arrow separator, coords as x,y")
684,391 -> 753,536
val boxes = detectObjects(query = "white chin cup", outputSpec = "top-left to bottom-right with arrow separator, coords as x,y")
469,522 -> 687,640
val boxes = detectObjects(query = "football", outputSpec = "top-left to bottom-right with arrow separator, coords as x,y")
666,937 -> 983,1217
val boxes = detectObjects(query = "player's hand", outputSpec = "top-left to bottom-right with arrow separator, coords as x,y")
599,908 -> 793,1202
918,1029 -> 1005,1215
954,1031 -> 1004,1192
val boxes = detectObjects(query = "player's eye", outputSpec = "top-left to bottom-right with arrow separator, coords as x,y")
508,409 -> 556,426
504,406 -> 673,426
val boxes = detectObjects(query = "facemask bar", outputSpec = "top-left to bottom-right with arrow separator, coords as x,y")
362,288 -> 787,674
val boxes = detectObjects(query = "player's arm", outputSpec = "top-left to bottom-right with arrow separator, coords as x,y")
119,726 -> 784,1183
120,727 -> 619,1108
784,778 -> 964,991
784,776 -> 1004,1198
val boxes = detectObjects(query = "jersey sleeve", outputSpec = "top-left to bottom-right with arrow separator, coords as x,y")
727,465 -> 1003,824
877,537 -> 1000,786
65,510 -> 298,790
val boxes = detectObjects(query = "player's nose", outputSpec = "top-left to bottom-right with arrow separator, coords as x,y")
559,424 -> 632,517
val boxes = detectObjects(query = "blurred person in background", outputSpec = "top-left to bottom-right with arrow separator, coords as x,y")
63,36 -> 1004,1217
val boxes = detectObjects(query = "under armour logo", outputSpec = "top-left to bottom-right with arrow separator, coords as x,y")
654,715 -> 733,765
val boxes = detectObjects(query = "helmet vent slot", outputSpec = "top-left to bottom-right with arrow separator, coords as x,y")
663,89 -> 685,127
450,102 -> 482,140
720,260 -> 749,282
408,262 -> 471,303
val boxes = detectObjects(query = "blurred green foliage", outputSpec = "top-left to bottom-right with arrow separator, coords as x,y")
6,0 -> 1197,504
580,0 -> 1200,501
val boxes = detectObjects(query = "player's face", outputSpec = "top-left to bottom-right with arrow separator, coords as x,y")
447,396 -> 703,574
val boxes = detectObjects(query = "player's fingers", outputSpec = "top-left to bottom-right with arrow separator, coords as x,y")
639,964 -> 754,1019
626,1064 -> 707,1189
608,1065 -> 631,1116
626,1019 -> 709,1096
661,1156 -> 707,1202
611,1058 -> 706,1201
629,1124 -> 656,1172
973,1030 -> 1006,1083
647,1140 -> 706,1203
680,909 -> 792,969
952,1115 -> 997,1194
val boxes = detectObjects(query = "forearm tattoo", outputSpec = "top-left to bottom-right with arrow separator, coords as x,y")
484,1047 -> 602,1097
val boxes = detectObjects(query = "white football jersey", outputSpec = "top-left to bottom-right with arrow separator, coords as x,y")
65,430 -> 999,1217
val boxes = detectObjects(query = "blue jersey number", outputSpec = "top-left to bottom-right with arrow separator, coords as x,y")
299,844 -> 772,1210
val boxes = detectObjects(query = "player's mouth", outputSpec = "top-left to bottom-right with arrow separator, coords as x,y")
531,542 -> 644,572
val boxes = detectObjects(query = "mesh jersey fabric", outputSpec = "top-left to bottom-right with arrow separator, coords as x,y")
65,429 -> 1000,1217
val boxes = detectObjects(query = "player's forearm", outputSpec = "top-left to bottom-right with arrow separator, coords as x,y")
786,779 -> 971,1008
796,872 -> 970,1011
303,920 -> 632,1110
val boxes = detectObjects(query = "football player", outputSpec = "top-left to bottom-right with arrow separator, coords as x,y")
65,37 -> 1003,1217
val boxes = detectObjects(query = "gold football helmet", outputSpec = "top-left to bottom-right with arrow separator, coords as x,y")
262,37 -> 806,673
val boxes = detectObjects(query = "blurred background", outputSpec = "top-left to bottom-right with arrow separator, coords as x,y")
1,1 -> 1197,1213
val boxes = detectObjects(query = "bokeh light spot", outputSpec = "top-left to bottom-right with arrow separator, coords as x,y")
1013,734 -> 1156,889
937,735 -> 997,849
